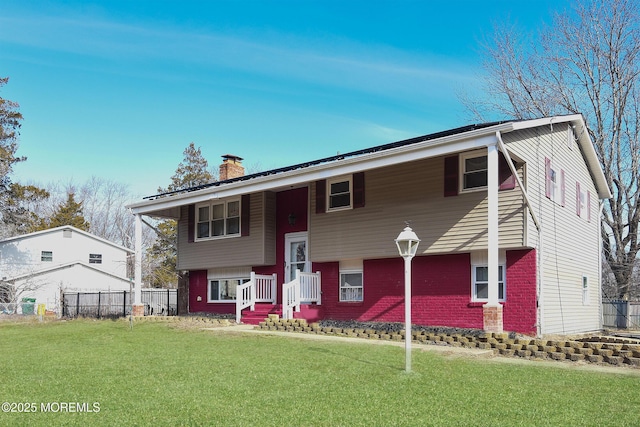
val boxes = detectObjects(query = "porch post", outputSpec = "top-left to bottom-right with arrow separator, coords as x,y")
132,213 -> 144,316
484,143 -> 503,332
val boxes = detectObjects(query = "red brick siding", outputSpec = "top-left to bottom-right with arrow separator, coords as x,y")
503,249 -> 537,335
314,250 -> 538,335
188,269 -> 234,314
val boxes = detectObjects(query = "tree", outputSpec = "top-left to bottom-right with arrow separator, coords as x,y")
0,77 -> 49,238
466,0 -> 640,299
147,143 -> 214,288
32,192 -> 90,231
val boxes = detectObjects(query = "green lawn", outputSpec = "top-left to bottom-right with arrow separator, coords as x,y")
1,319 -> 639,426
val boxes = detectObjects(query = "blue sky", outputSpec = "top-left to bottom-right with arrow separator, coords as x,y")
1,0 -> 574,198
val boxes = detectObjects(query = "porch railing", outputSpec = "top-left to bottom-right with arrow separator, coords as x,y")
236,272 -> 277,323
282,270 -> 321,320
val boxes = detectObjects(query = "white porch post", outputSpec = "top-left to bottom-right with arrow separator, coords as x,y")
132,213 -> 144,316
484,143 -> 503,332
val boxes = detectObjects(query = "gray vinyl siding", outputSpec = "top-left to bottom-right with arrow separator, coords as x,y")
309,156 -> 526,262
504,126 -> 601,334
176,192 -> 276,270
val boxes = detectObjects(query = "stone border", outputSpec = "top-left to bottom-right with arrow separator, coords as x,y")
257,316 -> 640,368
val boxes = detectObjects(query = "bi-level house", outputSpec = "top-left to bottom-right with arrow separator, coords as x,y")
128,114 -> 611,336
0,226 -> 133,314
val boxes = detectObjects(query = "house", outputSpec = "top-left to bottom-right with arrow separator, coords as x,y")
128,114 -> 612,336
0,226 -> 134,314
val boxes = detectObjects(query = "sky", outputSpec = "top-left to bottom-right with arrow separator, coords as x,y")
1,0 -> 576,199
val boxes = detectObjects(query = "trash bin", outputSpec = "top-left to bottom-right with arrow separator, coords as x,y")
21,298 -> 36,315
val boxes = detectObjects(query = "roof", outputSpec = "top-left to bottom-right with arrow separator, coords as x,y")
145,121 -> 506,201
0,225 -> 134,254
128,115 -> 612,218
2,261 -> 132,283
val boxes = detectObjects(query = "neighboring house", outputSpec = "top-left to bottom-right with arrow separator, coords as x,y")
0,226 -> 133,314
128,114 -> 612,336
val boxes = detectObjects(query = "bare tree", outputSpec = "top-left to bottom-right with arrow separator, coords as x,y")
464,0 -> 640,299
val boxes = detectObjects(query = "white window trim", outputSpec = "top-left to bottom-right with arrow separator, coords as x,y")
89,253 -> 102,264
327,175 -> 353,212
459,150 -> 488,193
207,277 -> 250,303
195,198 -> 241,241
339,269 -> 363,302
41,251 -> 53,262
471,264 -> 506,302
546,158 -> 565,206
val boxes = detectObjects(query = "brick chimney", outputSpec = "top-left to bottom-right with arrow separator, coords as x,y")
219,154 -> 244,181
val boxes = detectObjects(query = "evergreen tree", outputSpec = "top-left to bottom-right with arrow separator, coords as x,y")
0,77 -> 49,237
147,143 -> 213,288
33,193 -> 90,231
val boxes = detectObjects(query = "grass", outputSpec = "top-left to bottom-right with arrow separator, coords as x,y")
1,319 -> 639,426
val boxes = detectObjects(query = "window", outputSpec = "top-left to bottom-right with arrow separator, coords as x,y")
472,265 -> 505,302
576,182 -> 591,221
461,152 -> 488,191
582,275 -> 589,305
196,199 -> 241,240
545,157 -> 565,206
208,278 -> 249,302
340,271 -> 363,302
89,254 -> 102,264
41,251 -> 53,262
327,176 -> 352,210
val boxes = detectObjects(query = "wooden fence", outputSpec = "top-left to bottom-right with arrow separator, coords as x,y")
602,299 -> 640,329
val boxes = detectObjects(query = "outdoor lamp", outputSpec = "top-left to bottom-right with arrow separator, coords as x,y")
395,226 -> 420,259
395,225 -> 420,373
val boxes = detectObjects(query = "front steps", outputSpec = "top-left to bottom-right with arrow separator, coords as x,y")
240,303 -> 325,325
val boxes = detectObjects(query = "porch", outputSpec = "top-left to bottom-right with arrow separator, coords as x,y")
236,270 -> 322,324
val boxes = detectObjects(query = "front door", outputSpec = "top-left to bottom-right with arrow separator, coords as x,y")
284,232 -> 309,282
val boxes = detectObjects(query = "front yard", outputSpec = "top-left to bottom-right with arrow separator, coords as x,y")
1,318 -> 639,426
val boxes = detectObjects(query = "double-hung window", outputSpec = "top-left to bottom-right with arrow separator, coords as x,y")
340,271 -> 363,302
89,254 -> 102,264
327,176 -> 352,210
461,152 -> 488,191
545,157 -> 565,206
41,251 -> 53,262
208,278 -> 250,302
196,199 -> 240,240
472,265 -> 505,302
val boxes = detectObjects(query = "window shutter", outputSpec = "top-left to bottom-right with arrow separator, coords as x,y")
498,153 -> 516,191
241,194 -> 250,236
576,182 -> 581,216
444,155 -> 459,197
315,180 -> 326,214
587,191 -> 591,222
560,169 -> 566,207
353,172 -> 365,208
545,157 -> 551,198
188,204 -> 195,243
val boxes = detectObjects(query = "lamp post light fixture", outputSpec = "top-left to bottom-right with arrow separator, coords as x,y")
395,225 -> 420,373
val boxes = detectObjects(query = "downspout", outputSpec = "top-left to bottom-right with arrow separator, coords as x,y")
598,200 -> 605,330
495,132 -> 543,336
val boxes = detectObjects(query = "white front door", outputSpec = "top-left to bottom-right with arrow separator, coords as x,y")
284,232 -> 309,282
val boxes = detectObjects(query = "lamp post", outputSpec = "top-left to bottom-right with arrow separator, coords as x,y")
395,225 -> 420,373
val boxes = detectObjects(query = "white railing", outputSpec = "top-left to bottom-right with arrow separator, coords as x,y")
300,271 -> 322,304
236,272 -> 277,323
282,270 -> 321,320
254,273 -> 277,302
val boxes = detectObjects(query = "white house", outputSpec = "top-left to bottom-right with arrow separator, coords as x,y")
0,226 -> 134,314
